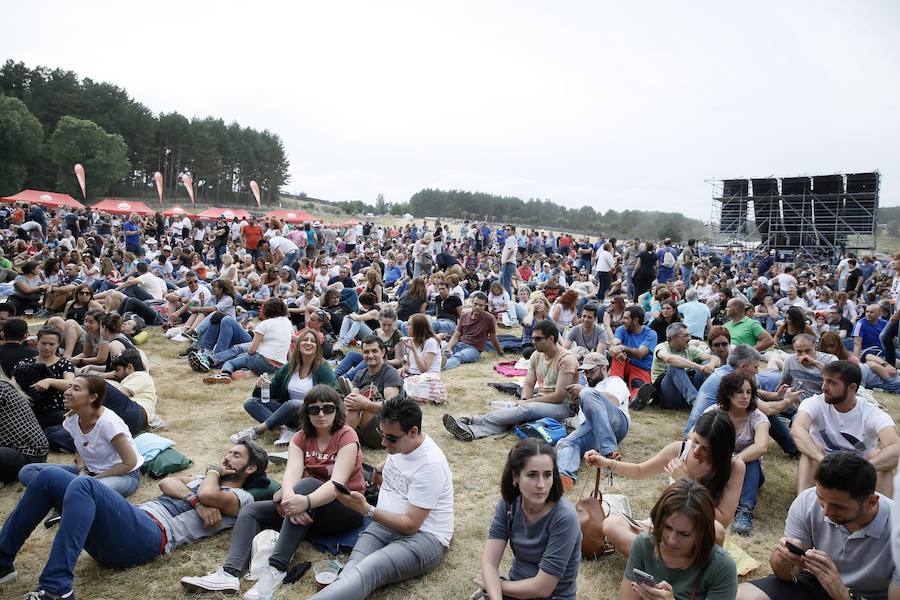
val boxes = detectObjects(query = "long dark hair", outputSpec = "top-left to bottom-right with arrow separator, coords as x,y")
650,480 -> 717,567
500,438 -> 563,504
691,411 -> 735,503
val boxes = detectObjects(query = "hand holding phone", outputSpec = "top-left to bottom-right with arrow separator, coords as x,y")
631,568 -> 657,588
785,541 -> 806,556
332,481 -> 351,495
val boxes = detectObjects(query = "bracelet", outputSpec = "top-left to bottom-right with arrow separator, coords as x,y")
305,494 -> 313,512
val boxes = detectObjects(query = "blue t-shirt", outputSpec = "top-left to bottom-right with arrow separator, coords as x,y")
852,318 -> 887,358
124,221 -> 140,245
613,325 -> 657,371
678,300 -> 711,339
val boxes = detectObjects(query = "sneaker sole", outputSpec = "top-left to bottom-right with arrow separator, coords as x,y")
0,570 -> 17,585
203,376 -> 232,385
268,455 -> 288,465
442,414 -> 474,442
632,384 -> 655,410
180,579 -> 240,595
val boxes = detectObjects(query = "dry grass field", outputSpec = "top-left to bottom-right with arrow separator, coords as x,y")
1,329 -> 898,600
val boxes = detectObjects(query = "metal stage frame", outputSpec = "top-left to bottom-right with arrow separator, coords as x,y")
708,172 -> 880,262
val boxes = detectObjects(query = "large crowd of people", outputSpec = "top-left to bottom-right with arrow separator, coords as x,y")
0,201 -> 898,599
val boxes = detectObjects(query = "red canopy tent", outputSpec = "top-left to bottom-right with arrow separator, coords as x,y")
264,209 -> 315,224
92,199 -> 156,216
163,205 -> 196,218
196,207 -> 253,221
0,189 -> 85,210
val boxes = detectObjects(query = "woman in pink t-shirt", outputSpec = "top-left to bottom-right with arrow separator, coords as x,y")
184,385 -> 366,597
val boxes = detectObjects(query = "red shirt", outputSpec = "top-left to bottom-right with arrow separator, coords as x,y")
457,310 -> 497,351
291,424 -> 365,492
517,265 -> 533,282
241,224 -> 264,250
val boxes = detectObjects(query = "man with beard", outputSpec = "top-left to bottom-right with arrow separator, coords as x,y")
555,353 -> 630,491
0,442 -> 268,600
791,361 -> 899,496
738,452 -> 899,600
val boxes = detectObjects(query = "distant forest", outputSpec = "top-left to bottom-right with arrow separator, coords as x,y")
0,60 -> 289,205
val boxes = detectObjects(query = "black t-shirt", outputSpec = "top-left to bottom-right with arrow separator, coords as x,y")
435,252 -> 459,270
436,295 -> 462,322
352,364 -> 401,402
328,275 -> 355,289
397,293 -> 425,321
0,342 -> 38,378
845,268 -> 863,291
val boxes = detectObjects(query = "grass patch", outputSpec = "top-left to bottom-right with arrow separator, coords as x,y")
1,331 -> 898,599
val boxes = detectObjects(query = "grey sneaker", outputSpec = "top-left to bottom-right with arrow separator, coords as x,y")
274,427 -> 295,446
731,505 -> 754,536
338,376 -> 353,396
442,413 -> 474,442
229,426 -> 261,444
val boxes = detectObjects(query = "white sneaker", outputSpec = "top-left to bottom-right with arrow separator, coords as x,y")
267,450 -> 288,465
274,427 -> 295,446
229,426 -> 261,444
180,567 -> 240,594
165,326 -> 184,338
171,334 -> 188,343
243,565 -> 286,600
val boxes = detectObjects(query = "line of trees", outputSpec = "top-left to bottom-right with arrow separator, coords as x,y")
407,188 -> 708,242
0,60 -> 290,205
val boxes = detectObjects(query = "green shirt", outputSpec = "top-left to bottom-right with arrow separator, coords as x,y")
0,257 -> 11,269
650,341 -> 704,381
625,533 -> 737,600
724,316 -> 765,347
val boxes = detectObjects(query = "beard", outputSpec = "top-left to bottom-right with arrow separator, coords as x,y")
221,465 -> 248,483
823,390 -> 847,405
586,372 -> 605,387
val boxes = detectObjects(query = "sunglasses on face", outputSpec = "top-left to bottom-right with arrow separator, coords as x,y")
307,403 -> 336,416
712,342 -> 729,347
379,428 -> 409,444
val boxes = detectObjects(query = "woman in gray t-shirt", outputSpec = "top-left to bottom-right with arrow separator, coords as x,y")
476,438 -> 581,600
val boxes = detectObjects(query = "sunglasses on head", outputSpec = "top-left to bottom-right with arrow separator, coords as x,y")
307,403 -> 336,415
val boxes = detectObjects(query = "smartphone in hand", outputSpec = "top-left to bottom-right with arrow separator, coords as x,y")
785,541 -> 806,556
332,481 -> 351,495
632,568 -> 657,588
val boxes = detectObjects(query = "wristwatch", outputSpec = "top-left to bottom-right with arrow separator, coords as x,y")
847,588 -> 865,600
365,505 -> 376,520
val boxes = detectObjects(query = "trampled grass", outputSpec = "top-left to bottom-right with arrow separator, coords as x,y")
1,330 -> 898,599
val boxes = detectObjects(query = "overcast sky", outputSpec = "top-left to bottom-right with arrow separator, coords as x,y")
2,1 -> 898,219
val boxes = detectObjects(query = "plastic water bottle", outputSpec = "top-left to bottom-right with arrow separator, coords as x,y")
260,374 -> 271,404
255,567 -> 274,600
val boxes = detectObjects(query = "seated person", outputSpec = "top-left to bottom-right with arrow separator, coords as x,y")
476,438 -> 580,600
638,322 -> 718,410
105,349 -> 158,434
69,310 -> 109,374
188,314 -> 253,373
0,318 -> 37,378
620,479 -> 737,600
18,375 -> 143,499
774,306 -> 816,349
607,305 -> 658,404
46,284 -> 103,358
442,320 -> 576,442
309,396 -> 454,600
520,295 -> 552,360
430,281 -> 463,335
738,452 -> 899,600
779,334 -> 836,399
442,292 -> 504,370
232,328 -> 339,447
344,336 -> 401,450
791,360 -> 899,496
400,314 -> 442,379
181,386 -> 365,598
0,441 -> 268,600
724,298 -> 775,352
202,298 -> 292,384
0,381 -> 48,484
704,372 -> 770,536
684,345 -> 801,459
587,410 -> 745,554
12,326 -> 75,452
335,292 -> 380,349
555,353 -> 630,491
334,308 -> 403,382
852,302 -> 888,359
487,281 -> 516,326
562,302 -> 608,355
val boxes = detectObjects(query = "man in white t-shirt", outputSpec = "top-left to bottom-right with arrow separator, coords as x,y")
556,352 -> 630,490
264,235 -> 300,268
314,396 -> 453,600
791,360 -> 899,496
117,262 -> 166,301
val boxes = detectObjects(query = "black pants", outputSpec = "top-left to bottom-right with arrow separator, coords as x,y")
0,447 -> 47,483
118,296 -> 164,326
223,477 -> 363,574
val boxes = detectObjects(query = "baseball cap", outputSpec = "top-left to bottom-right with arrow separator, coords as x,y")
579,353 -> 609,370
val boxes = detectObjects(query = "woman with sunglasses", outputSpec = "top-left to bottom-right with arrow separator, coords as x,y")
476,438 -> 580,600
706,326 -> 732,365
46,284 -> 103,358
586,410 -> 743,557
182,385 -> 364,597
232,328 -> 339,446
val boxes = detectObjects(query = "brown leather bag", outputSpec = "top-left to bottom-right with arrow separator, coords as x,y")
576,469 -> 609,559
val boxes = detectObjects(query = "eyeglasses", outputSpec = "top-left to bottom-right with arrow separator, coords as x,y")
307,404 -> 336,415
378,428 -> 409,444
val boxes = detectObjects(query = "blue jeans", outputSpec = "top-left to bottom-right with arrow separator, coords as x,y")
739,459 -> 765,509
222,350 -> 279,377
681,266 -> 692,287
432,318 -> 458,335
0,466 -> 161,596
658,367 -> 705,410
501,262 -> 515,297
245,396 -> 302,431
338,316 -> 374,346
880,319 -> 898,366
557,388 -> 629,479
861,363 -> 900,394
200,315 -> 252,353
443,341 -> 481,370
334,352 -> 366,379
18,463 -> 142,498
463,401 -> 573,439
625,266 -> 634,302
